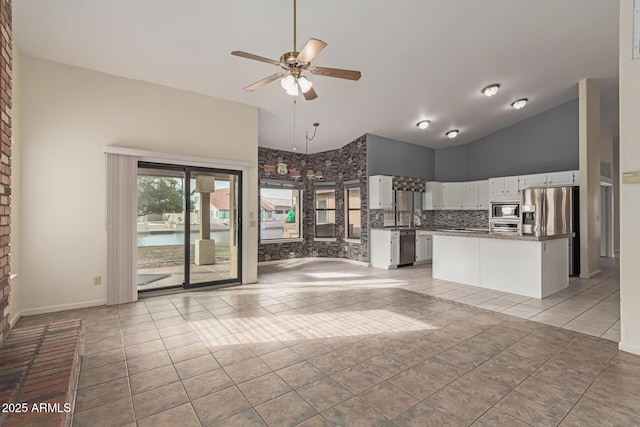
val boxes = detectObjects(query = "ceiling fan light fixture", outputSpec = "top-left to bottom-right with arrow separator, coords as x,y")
297,76 -> 313,93
511,98 -> 528,109
446,130 -> 459,139
482,84 -> 500,97
285,84 -> 299,96
416,120 -> 430,130
281,75 -> 296,92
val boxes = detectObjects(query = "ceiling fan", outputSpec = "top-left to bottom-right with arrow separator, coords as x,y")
231,0 -> 361,100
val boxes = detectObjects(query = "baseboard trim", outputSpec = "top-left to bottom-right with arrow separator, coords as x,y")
21,299 -> 108,317
9,311 -> 21,328
579,269 -> 602,279
619,341 -> 640,356
259,257 -> 370,267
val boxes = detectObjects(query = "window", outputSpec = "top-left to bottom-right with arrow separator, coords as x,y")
315,184 -> 336,238
346,184 -> 361,240
260,180 -> 302,241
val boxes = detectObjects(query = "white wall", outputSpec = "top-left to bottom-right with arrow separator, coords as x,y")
619,0 -> 640,354
19,56 -> 258,313
600,120 -> 614,184
578,79 -> 602,278
9,44 -> 21,325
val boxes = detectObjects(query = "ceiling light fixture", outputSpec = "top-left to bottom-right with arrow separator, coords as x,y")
445,130 -> 459,139
416,120 -> 430,130
297,76 -> 313,93
482,84 -> 500,97
511,98 -> 528,109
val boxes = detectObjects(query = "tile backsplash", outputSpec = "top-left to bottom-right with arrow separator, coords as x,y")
432,210 -> 489,228
370,209 -> 489,229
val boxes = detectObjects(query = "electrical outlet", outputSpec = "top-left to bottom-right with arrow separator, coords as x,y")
93,276 -> 102,286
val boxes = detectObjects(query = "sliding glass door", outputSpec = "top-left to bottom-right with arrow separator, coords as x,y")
136,163 -> 241,292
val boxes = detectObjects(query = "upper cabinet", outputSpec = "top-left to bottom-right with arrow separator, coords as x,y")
369,175 -> 393,209
489,176 -> 520,201
547,171 -> 575,187
519,170 -> 579,190
519,173 -> 547,190
464,180 -> 490,210
424,181 -> 443,210
442,183 -> 464,210
424,181 -> 487,210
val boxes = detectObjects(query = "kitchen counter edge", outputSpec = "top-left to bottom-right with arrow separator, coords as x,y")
419,230 -> 575,241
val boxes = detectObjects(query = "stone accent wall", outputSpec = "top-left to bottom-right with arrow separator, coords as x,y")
0,0 -> 11,343
258,136 -> 368,262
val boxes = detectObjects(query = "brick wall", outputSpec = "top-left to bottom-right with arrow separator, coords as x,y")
0,0 -> 11,343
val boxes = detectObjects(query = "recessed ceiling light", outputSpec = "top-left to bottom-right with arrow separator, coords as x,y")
445,130 -> 459,139
511,98 -> 528,109
416,120 -> 430,130
482,84 -> 500,97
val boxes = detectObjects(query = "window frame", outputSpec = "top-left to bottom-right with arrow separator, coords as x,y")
345,180 -> 362,242
314,182 -> 337,240
259,179 -> 304,243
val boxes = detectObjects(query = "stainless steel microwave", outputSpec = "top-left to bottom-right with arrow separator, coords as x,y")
490,202 -> 520,220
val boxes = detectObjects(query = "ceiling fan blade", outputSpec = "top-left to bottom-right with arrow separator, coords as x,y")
231,51 -> 280,66
243,73 -> 284,91
309,66 -> 361,81
296,38 -> 327,64
302,86 -> 318,101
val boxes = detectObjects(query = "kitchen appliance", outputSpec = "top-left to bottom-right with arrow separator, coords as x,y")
489,220 -> 521,234
399,229 -> 416,266
490,202 -> 520,220
520,187 -> 573,237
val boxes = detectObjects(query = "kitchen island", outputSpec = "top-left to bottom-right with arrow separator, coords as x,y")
423,230 -> 574,299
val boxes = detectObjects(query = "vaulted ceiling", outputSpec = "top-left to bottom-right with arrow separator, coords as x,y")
14,0 -> 619,152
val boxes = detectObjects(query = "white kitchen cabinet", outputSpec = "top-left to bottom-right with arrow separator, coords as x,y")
478,180 -> 490,209
463,182 -> 478,210
369,175 -> 393,209
423,181 -> 443,210
415,232 -> 433,264
463,180 -> 490,210
519,173 -> 548,189
442,182 -> 464,209
370,229 -> 400,269
547,171 -> 575,187
489,176 -> 520,201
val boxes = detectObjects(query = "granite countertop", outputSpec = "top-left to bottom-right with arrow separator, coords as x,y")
421,229 -> 575,242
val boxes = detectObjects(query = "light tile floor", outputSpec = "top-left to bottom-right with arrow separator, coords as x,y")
374,257 -> 621,342
14,257 -> 632,426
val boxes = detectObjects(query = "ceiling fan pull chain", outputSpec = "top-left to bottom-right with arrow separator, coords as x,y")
292,99 -> 297,151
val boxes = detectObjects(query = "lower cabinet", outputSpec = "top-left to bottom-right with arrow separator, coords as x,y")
370,229 -> 400,269
415,232 -> 433,264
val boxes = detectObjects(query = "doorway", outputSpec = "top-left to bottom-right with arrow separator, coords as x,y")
136,162 -> 242,292
600,184 -> 614,258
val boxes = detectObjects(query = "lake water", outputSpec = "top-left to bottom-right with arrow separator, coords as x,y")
137,230 -> 230,246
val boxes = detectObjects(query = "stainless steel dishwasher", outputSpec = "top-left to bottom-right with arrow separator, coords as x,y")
399,229 -> 415,266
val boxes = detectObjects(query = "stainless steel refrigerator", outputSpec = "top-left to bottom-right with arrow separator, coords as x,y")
520,187 -> 573,237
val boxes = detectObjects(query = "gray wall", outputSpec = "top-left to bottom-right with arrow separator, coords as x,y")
367,134 -> 435,180
435,145 -> 467,182
435,98 -> 579,181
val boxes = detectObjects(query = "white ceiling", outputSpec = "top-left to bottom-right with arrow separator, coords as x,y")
13,0 -> 619,153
